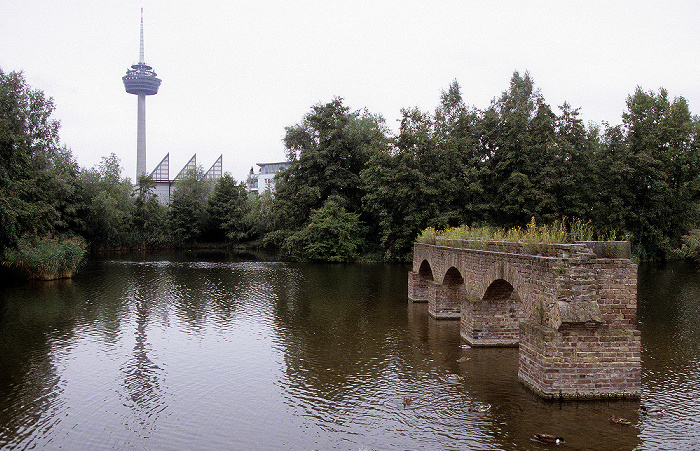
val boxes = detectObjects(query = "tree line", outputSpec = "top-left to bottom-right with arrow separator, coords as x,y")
0,69 -> 251,262
268,72 -> 700,261
3,68 -> 700,267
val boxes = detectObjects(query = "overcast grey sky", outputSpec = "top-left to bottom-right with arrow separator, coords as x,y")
2,1 -> 699,182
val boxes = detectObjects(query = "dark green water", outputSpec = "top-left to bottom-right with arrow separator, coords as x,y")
0,255 -> 697,450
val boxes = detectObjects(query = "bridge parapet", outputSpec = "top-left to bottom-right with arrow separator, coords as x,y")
408,240 -> 640,399
430,237 -> 631,259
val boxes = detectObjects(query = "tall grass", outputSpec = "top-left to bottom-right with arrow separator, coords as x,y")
2,235 -> 87,280
416,217 -> 622,255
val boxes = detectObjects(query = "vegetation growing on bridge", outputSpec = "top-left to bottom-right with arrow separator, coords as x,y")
416,218 -> 629,256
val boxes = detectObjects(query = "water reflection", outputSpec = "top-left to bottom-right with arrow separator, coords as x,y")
119,291 -> 166,432
637,261 -> 700,451
0,257 -> 697,449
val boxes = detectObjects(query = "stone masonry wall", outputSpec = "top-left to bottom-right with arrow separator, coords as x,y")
461,279 -> 524,346
427,281 -> 462,319
407,271 -> 428,302
518,321 -> 641,399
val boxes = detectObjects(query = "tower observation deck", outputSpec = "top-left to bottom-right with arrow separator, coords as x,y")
123,62 -> 161,95
122,8 -> 161,179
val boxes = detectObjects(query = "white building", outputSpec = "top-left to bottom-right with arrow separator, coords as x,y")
247,161 -> 290,193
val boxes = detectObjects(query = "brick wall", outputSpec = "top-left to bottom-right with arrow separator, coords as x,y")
461,279 -> 524,346
518,321 -> 641,399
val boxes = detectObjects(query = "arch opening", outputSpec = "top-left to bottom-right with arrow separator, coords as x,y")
428,266 -> 464,319
462,278 -> 523,346
443,267 -> 464,286
418,260 -> 434,281
483,279 -> 515,301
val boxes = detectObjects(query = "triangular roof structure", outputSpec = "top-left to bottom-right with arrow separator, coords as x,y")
175,154 -> 197,180
205,155 -> 223,180
149,153 -> 169,181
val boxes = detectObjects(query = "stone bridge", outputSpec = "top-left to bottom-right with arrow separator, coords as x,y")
408,240 -> 640,399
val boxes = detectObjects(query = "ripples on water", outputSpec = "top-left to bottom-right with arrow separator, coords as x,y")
0,256 -> 698,450
637,262 -> 700,451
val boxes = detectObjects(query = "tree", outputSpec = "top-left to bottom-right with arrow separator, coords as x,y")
132,174 -> 168,247
282,197 -> 362,262
433,80 -> 488,226
591,123 -> 636,238
547,102 -> 597,222
362,81 -> 487,261
619,87 -> 700,256
362,106 -> 438,261
244,188 -> 274,242
205,173 -> 249,242
270,97 -> 389,255
77,154 -> 135,248
0,69 -> 80,255
168,166 -> 213,245
482,71 -> 554,227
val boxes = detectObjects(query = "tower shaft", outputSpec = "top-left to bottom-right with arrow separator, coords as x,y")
137,94 -> 146,177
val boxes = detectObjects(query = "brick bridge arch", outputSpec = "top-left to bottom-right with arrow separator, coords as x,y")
407,241 -> 640,399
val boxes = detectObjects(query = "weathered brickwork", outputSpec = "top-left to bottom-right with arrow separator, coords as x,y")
407,260 -> 434,302
408,240 -> 641,399
518,322 -> 641,399
427,280 -> 462,318
461,279 -> 524,346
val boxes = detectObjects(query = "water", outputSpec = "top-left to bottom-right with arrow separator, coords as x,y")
0,254 -> 698,450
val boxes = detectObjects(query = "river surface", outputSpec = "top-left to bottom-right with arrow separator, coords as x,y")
0,254 -> 698,450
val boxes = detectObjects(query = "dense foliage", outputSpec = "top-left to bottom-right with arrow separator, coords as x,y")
281,197 -> 362,262
271,74 -> 700,261
1,69 -> 80,251
3,67 -> 700,267
0,69 -> 85,276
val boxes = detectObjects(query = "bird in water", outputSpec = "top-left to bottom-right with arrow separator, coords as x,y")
532,434 -> 565,444
639,405 -> 664,416
469,403 -> 491,413
444,373 -> 463,383
457,356 -> 471,362
609,415 -> 632,425
402,397 -> 412,408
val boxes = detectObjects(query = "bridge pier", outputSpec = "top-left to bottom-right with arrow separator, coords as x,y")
518,321 -> 641,399
427,280 -> 462,319
409,240 -> 641,399
407,271 -> 428,302
460,278 -> 523,346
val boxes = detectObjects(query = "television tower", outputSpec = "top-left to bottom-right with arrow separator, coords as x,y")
122,8 -> 161,179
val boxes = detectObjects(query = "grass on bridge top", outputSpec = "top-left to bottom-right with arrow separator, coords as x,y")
416,217 -> 629,256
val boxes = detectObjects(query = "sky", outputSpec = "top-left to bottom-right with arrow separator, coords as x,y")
2,1 -> 700,182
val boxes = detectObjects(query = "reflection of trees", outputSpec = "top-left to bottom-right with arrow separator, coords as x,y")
638,261 -> 700,379
0,278 -> 82,447
269,263 -> 425,396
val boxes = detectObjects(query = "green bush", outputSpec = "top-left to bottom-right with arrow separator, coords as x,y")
2,235 -> 87,280
672,229 -> 700,261
283,198 -> 362,262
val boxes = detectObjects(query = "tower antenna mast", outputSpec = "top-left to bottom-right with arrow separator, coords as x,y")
139,7 -> 145,64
